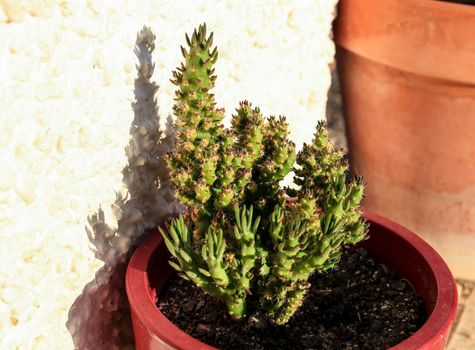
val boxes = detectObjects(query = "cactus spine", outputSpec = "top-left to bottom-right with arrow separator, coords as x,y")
162,24 -> 368,324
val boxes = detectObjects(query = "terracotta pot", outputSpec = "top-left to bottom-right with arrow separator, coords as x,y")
333,0 -> 475,279
125,212 -> 458,350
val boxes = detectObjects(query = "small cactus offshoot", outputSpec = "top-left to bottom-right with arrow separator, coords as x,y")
160,24 -> 368,325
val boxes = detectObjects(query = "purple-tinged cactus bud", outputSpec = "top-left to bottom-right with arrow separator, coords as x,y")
199,138 -> 210,148
181,141 -> 195,152
218,166 -> 234,187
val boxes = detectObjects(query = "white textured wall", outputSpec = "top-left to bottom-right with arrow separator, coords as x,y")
0,1 -> 338,349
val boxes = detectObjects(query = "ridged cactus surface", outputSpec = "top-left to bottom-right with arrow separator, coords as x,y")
160,24 -> 367,325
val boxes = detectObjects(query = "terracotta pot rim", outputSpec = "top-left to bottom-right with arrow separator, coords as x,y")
126,212 -> 458,350
334,0 -> 475,84
403,0 -> 475,11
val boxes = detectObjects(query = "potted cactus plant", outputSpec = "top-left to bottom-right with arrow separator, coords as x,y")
160,24 -> 368,325
126,24 -> 458,349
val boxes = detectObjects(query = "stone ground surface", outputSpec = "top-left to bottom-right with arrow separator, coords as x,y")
326,67 -> 475,349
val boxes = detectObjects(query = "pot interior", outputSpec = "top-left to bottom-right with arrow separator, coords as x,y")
146,240 -> 174,304
148,218 -> 440,316
130,213 -> 456,350
358,220 -> 437,315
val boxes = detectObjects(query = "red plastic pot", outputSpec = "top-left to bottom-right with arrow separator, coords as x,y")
126,212 -> 458,350
333,0 -> 475,279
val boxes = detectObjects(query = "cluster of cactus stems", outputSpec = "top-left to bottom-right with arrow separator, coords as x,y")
160,24 -> 368,325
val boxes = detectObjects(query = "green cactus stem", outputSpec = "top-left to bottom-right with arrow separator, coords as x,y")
160,205 -> 259,319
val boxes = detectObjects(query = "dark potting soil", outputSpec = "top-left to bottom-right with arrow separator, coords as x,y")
158,248 -> 426,350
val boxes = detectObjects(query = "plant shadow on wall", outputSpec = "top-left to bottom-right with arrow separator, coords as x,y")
66,27 -> 180,350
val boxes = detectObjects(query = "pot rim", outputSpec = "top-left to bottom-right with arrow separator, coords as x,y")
364,211 -> 458,350
126,227 -> 216,350
126,211 -> 458,350
334,0 -> 475,84
402,0 -> 475,10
